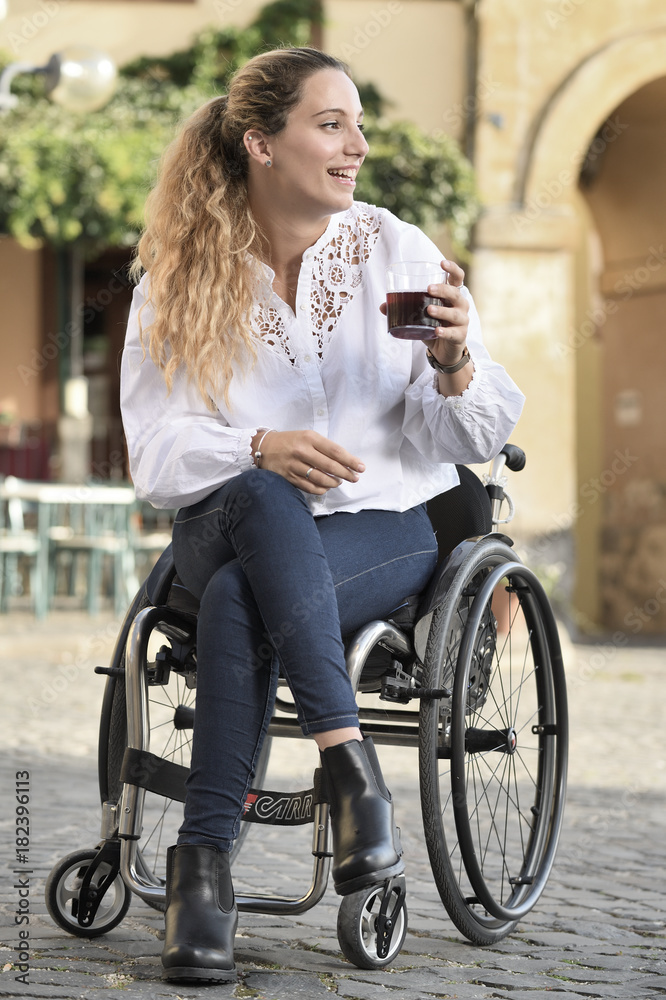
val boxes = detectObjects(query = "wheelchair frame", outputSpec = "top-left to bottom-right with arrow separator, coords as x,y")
45,445 -> 569,969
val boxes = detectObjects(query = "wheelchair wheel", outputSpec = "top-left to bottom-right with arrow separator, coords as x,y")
99,623 -> 271,911
419,538 -> 568,944
45,849 -> 131,938
337,879 -> 408,969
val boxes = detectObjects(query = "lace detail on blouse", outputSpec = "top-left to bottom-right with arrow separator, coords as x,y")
256,204 -> 383,364
254,303 -> 299,365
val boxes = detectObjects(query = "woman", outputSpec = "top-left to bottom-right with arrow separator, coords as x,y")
121,47 -> 524,983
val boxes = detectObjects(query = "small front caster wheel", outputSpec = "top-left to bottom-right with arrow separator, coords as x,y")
337,879 -> 408,969
45,848 -> 131,938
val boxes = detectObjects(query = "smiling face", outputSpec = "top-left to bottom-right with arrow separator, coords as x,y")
260,68 -> 369,223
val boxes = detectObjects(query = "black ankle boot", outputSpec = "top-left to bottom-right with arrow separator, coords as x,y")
161,844 -> 237,983
320,736 -> 404,896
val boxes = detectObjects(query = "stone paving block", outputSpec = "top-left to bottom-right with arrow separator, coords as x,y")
29,956 -> 122,976
489,993 -> 590,1000
0,969 -> 176,1000
335,978 -> 461,1000
245,970 -> 341,998
234,943 -> 345,974
468,968 -> 572,991
115,957 -> 162,979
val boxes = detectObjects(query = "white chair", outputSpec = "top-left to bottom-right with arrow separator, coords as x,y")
47,492 -> 138,616
129,502 -> 174,581
0,479 -> 45,614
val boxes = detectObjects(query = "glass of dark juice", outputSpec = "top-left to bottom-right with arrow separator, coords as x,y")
386,261 -> 447,339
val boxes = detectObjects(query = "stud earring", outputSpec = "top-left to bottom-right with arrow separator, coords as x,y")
265,159 -> 272,167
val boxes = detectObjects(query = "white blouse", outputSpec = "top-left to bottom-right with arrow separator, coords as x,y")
120,202 -> 525,513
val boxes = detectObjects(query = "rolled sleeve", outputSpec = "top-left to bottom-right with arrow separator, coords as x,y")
403,362 -> 525,465
120,281 -> 259,509
401,289 -> 525,465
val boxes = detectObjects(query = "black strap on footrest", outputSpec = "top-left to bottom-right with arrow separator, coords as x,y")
241,786 -> 316,825
120,748 -> 323,826
120,747 -> 188,802
238,766 -> 329,826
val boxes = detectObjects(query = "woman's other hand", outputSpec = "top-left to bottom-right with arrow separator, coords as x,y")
251,430 -> 365,495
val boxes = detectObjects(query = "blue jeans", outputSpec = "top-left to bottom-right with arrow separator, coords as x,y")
171,469 -> 438,850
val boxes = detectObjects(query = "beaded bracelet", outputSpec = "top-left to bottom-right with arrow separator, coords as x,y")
253,428 -> 275,468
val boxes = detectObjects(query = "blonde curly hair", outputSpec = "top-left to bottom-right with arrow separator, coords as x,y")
131,47 -> 349,409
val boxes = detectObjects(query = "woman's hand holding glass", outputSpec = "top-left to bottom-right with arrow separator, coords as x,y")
424,260 -> 469,366
381,258 -> 470,367
251,429 -> 365,495
423,259 -> 470,368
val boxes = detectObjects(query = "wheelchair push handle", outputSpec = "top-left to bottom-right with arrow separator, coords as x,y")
491,443 -> 526,480
486,443 -> 526,526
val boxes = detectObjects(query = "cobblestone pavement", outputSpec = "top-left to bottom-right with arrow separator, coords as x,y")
1,611 -> 665,999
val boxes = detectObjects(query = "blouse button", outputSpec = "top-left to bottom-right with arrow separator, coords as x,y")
304,354 -> 312,363
299,304 -> 307,312
317,408 -> 325,417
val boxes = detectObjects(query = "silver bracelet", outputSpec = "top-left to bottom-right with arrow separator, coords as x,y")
253,428 -> 275,468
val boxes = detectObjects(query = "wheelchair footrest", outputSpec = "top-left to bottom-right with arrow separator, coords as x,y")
120,748 -> 327,826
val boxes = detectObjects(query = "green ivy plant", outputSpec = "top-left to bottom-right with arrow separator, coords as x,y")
0,0 -> 478,258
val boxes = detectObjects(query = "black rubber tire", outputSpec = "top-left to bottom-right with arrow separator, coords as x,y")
45,849 -> 131,938
419,538 -> 568,945
450,558 -> 568,922
337,883 -> 408,969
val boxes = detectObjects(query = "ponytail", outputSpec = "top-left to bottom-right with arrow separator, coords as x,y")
131,48 -> 349,409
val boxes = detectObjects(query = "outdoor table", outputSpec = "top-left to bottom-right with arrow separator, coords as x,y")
0,478 -> 138,618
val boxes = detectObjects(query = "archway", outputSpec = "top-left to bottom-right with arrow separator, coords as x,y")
515,31 -> 666,634
578,76 -> 666,634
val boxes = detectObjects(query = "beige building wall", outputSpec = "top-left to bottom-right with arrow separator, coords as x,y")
471,1 -> 666,632
325,1 -> 467,140
0,239 -> 42,422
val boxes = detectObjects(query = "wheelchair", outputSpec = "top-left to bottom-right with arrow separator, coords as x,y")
45,444 -> 568,970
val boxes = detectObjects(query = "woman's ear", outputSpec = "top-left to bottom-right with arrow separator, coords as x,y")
244,130 -> 272,167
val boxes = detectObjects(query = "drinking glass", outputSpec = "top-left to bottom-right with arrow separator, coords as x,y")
386,261 -> 447,340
